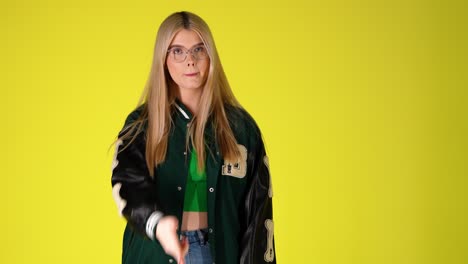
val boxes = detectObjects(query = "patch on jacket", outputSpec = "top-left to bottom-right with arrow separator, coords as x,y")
111,139 -> 123,171
264,219 -> 275,262
221,144 -> 247,178
112,183 -> 127,217
264,155 -> 273,198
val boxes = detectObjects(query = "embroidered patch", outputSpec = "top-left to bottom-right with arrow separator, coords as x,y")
111,139 -> 123,171
112,183 -> 127,217
221,144 -> 247,178
264,219 -> 275,262
264,156 -> 273,198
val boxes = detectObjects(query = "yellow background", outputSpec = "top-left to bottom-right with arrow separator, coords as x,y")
2,0 -> 467,263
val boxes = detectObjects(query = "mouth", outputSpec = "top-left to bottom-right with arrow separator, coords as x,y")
184,72 -> 199,77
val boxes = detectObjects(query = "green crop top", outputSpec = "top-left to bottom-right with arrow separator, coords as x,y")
182,149 -> 207,212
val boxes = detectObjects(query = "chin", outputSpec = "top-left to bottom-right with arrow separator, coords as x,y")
183,82 -> 204,90
180,85 -> 203,90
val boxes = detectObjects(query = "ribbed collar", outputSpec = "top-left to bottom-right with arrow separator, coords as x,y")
174,97 -> 194,121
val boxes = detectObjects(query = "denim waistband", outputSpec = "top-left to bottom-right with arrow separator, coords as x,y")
180,228 -> 209,245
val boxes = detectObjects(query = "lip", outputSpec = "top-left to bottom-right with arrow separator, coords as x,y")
184,72 -> 199,77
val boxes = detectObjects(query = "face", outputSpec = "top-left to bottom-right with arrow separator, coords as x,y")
166,29 -> 210,93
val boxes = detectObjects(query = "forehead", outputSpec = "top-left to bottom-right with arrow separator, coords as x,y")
170,29 -> 203,48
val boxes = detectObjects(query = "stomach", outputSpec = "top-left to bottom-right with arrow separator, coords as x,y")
181,211 -> 208,231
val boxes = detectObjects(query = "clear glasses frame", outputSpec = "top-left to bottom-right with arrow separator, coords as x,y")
167,44 -> 209,63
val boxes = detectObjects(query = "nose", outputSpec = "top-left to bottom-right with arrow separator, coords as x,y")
186,51 -> 195,66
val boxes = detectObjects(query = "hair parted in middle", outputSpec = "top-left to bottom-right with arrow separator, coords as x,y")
119,11 -> 242,176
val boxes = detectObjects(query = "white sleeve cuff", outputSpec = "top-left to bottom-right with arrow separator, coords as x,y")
146,211 -> 164,240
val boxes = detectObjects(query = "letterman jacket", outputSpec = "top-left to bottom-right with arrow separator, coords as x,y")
111,99 -> 276,264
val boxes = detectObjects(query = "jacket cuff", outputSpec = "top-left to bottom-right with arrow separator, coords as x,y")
146,211 -> 164,240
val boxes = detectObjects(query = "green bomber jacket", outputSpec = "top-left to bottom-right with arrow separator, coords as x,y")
111,98 -> 276,263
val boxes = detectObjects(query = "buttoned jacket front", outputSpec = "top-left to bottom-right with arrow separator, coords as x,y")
112,99 -> 276,264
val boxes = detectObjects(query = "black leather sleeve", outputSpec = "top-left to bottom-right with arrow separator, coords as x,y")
111,110 -> 161,240
240,126 -> 276,263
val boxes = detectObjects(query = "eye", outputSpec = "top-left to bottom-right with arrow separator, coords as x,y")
193,46 -> 205,53
171,48 -> 183,55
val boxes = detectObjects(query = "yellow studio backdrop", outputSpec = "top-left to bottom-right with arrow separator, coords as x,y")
2,0 -> 467,263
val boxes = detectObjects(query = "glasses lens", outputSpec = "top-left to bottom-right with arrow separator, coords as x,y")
175,51 -> 185,62
193,46 -> 207,60
169,47 -> 185,62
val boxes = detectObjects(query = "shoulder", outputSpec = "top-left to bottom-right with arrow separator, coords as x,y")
224,104 -> 262,140
119,104 -> 147,137
123,104 -> 146,127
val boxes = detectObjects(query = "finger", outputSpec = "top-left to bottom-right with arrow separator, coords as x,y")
181,237 -> 189,256
178,249 -> 186,264
178,256 -> 185,264
173,251 -> 181,263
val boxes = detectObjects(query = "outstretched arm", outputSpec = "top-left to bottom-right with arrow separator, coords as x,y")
110,110 -> 188,263
111,114 -> 163,240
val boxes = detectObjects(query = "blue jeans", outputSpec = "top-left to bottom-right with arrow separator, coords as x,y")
180,228 -> 213,264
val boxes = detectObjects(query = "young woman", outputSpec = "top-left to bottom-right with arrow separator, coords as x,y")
111,11 -> 276,264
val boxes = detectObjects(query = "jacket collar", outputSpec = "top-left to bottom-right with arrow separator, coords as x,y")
174,97 -> 193,121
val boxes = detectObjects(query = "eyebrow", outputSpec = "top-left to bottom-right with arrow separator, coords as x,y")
168,42 -> 204,49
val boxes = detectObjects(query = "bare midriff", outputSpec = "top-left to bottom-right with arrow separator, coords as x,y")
181,211 -> 208,231
181,149 -> 208,231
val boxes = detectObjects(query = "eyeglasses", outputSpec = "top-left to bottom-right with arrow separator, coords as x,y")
167,44 -> 209,63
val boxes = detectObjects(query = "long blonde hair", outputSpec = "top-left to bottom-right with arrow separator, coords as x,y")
119,11 -> 242,176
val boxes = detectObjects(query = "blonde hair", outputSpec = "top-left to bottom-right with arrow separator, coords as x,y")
119,11 -> 242,176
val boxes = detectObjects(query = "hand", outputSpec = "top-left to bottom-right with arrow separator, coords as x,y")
156,216 -> 189,264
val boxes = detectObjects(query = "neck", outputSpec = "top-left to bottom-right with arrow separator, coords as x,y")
178,89 -> 202,116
